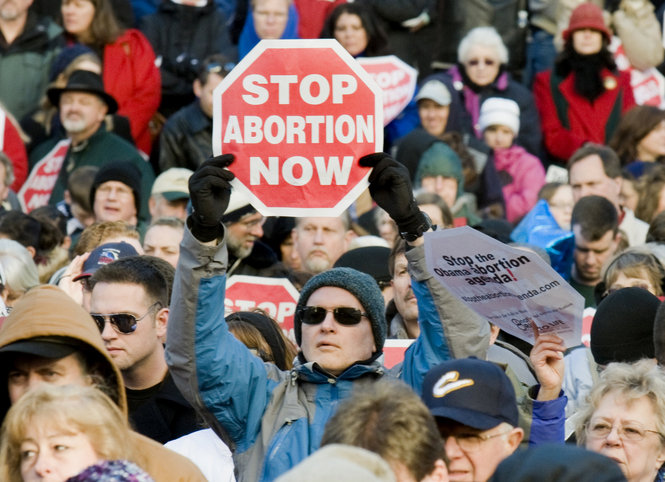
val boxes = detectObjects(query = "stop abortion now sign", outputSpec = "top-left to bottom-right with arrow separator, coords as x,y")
213,39 -> 383,217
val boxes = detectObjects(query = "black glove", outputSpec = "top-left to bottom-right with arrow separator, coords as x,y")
188,154 -> 235,242
359,153 -> 429,237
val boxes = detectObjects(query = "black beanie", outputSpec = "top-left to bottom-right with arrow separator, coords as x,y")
591,287 -> 660,365
89,162 -> 142,215
333,246 -> 391,287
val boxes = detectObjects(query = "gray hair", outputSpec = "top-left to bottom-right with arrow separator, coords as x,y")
0,153 -> 15,188
457,27 -> 509,66
575,359 -> 665,447
0,239 -> 39,296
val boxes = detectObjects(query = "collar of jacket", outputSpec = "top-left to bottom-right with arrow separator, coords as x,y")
292,353 -> 385,383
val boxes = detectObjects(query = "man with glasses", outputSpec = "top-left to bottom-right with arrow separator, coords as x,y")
222,188 -> 277,277
89,256 -> 199,443
166,153 -> 491,481
421,358 -> 525,482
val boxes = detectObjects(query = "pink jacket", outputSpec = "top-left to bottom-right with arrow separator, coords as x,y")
493,145 -> 546,224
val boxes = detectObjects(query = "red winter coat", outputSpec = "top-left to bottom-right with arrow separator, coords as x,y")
103,29 -> 161,155
534,68 -> 635,163
294,0 -> 346,38
0,108 -> 28,191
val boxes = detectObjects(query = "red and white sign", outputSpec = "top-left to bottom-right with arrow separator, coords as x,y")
224,275 -> 300,342
18,139 -> 71,213
383,339 -> 414,368
213,39 -> 383,217
357,55 -> 417,126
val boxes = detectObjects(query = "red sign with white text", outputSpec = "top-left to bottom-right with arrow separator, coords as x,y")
224,275 -> 300,343
213,39 -> 383,217
18,139 -> 71,213
357,55 -> 417,125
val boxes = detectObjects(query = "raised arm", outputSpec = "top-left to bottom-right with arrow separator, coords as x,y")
166,155 -> 277,450
359,153 -> 490,392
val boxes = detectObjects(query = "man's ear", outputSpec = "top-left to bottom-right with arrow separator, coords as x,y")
155,307 -> 169,339
193,79 -> 202,98
506,427 -> 524,452
343,229 -> 356,249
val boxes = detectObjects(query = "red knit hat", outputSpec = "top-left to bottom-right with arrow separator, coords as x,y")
563,3 -> 611,43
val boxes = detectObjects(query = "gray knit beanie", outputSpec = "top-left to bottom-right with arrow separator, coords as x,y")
295,267 -> 386,352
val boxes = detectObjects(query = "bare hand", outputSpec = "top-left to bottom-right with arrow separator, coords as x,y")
57,253 -> 90,305
530,321 -> 565,401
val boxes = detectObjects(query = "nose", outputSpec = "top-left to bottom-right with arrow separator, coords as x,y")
106,188 -> 118,200
23,372 -> 46,396
605,425 -> 622,445
443,436 -> 464,459
249,223 -> 264,238
33,452 -> 54,477
100,317 -> 117,341
313,228 -> 324,244
319,310 -> 337,332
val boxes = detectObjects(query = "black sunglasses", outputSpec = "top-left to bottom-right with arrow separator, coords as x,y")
297,306 -> 368,326
91,301 -> 162,334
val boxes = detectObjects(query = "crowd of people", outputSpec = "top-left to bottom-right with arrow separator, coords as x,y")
4,0 -> 665,481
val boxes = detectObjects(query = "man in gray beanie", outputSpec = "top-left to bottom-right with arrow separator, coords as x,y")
166,153 -> 490,481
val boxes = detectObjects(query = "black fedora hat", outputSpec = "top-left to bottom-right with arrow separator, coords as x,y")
47,69 -> 118,113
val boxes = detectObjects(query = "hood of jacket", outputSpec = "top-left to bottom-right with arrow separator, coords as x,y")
0,285 -> 126,419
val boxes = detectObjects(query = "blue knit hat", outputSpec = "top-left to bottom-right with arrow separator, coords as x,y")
295,267 -> 386,351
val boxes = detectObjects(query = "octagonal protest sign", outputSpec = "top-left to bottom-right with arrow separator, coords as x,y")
356,55 -> 417,126
224,275 -> 300,343
213,39 -> 383,217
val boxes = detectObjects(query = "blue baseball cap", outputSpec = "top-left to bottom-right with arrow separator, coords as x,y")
73,242 -> 139,281
421,357 -> 518,430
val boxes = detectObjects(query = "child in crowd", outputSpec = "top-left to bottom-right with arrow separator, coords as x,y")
479,97 -> 545,224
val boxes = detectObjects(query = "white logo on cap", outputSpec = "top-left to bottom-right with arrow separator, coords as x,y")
432,370 -> 474,398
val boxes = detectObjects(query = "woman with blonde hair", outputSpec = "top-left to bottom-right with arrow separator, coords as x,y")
0,384 -> 150,481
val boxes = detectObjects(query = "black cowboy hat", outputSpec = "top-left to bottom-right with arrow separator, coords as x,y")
47,69 -> 119,113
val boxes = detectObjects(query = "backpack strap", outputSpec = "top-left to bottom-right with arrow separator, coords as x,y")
605,87 -> 624,143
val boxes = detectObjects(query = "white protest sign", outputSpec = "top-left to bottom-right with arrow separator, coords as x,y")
424,226 -> 583,348
18,139 -> 71,213
213,39 -> 383,217
356,55 -> 417,125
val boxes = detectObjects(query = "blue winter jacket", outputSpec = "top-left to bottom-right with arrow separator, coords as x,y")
166,226 -> 562,481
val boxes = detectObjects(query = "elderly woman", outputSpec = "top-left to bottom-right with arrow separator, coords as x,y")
425,26 -> 542,158
0,239 -> 39,310
535,2 -> 636,164
576,359 -> 665,482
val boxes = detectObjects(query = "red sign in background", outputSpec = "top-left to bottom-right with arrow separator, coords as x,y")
224,275 -> 300,342
213,39 -> 383,217
357,55 -> 417,126
18,139 -> 71,213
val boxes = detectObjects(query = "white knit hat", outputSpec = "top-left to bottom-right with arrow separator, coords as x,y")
478,97 -> 520,134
